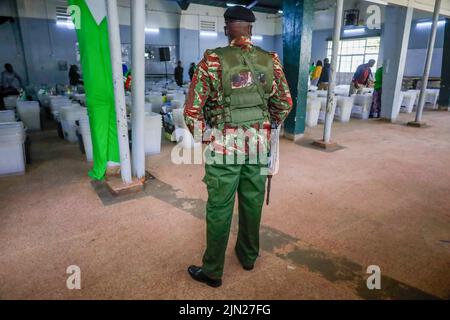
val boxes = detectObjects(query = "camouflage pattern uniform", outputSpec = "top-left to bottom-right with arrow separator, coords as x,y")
184,36 -> 292,279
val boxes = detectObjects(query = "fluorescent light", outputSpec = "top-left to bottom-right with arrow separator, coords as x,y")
252,35 -> 263,41
200,31 -> 218,37
416,20 -> 446,28
226,3 -> 244,7
56,20 -> 75,29
278,10 -> 283,14
145,27 -> 160,33
343,27 -> 366,34
364,0 -> 388,5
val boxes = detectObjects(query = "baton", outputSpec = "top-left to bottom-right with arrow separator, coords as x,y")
266,175 -> 272,205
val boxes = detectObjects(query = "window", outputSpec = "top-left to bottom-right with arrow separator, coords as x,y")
327,37 -> 380,73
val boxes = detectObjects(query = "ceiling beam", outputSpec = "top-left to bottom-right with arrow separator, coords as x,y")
185,0 -> 280,14
247,1 -> 258,9
177,0 -> 190,10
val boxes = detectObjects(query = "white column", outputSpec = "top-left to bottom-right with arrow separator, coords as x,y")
131,0 -> 146,179
106,0 -> 132,184
323,0 -> 343,143
380,5 -> 414,120
415,0 -> 442,123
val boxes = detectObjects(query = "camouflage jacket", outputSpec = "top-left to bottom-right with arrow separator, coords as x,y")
183,36 -> 292,156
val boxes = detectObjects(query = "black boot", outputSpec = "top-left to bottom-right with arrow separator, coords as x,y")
187,266 -> 222,288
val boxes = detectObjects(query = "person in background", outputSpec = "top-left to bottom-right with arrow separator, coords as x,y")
124,70 -> 132,92
0,63 -> 23,109
174,60 -> 184,87
370,66 -> 383,118
350,59 -> 375,96
69,65 -> 84,86
188,62 -> 195,81
311,60 -> 322,86
309,62 -> 315,78
317,58 -> 330,91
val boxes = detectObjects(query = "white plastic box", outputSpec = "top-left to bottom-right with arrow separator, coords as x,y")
60,105 -> 83,142
144,112 -> 163,155
351,94 -> 373,119
335,85 -> 350,97
0,122 -> 26,176
171,100 -> 184,109
79,108 -> 93,161
307,92 -> 318,99
408,89 -> 440,109
391,92 -> 404,120
316,90 -> 328,98
317,97 -> 329,123
401,91 -> 418,113
0,110 -> 15,123
146,94 -> 163,114
425,89 -> 439,109
3,96 -> 19,110
38,94 -> 50,108
172,108 -> 201,149
49,96 -> 72,115
362,88 -> 374,95
305,99 -> 321,127
16,100 -> 41,131
335,96 -> 355,122
71,93 -> 86,105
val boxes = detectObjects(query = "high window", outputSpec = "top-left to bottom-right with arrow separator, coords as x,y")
327,37 -> 380,73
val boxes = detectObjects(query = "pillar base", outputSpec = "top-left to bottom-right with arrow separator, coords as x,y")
284,132 -> 304,142
105,176 -> 144,196
312,139 -> 339,150
105,165 -> 121,177
407,121 -> 427,128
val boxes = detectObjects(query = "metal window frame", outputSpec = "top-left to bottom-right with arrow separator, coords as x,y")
326,36 -> 381,73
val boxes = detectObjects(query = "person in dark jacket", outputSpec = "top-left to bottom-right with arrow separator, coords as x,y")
1,63 -> 23,109
350,59 -> 375,95
317,58 -> 331,91
174,60 -> 184,87
69,65 -> 83,86
188,62 -> 195,81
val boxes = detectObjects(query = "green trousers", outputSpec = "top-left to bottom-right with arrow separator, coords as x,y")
201,161 -> 267,279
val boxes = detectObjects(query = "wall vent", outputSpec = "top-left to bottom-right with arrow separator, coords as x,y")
199,20 -> 217,32
55,0 -> 70,22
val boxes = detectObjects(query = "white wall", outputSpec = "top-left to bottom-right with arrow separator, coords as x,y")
12,0 -> 181,28
179,3 -> 281,36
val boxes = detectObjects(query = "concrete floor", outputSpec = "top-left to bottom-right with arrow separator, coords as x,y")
0,111 -> 449,300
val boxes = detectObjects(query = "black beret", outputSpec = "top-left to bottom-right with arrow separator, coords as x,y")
224,6 -> 256,23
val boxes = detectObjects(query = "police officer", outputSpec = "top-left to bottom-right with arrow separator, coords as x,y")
184,6 -> 293,288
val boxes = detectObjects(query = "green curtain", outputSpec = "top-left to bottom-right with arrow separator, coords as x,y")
69,0 -> 120,180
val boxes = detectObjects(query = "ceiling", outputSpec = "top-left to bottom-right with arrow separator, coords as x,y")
172,0 -> 340,14
173,0 -> 283,14
172,0 -> 450,17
